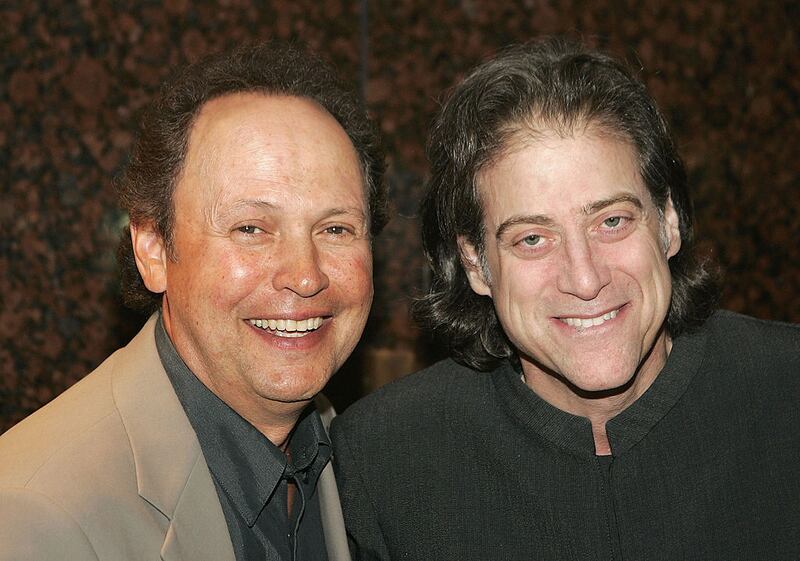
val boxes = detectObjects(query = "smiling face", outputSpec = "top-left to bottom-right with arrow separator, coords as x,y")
460,127 -> 681,416
132,93 -> 372,426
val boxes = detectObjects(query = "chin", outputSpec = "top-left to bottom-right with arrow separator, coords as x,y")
568,369 -> 638,396
258,387 -> 319,405
258,376 -> 329,404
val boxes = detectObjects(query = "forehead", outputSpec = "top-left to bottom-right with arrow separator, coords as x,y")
186,92 -> 357,168
176,92 -> 364,206
477,128 -> 650,220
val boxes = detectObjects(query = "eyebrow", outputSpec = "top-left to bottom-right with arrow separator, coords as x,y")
582,194 -> 643,215
210,199 -> 275,224
496,214 -> 556,240
494,193 -> 644,240
326,206 -> 368,219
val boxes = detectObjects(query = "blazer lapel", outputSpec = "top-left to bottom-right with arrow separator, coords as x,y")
316,396 -> 353,561
160,456 -> 235,561
319,462 -> 352,561
112,315 -> 235,561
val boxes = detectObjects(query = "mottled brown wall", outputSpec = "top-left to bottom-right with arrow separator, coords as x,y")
2,0 -> 798,432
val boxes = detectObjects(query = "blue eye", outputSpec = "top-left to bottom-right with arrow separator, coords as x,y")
521,234 -> 541,246
603,216 -> 623,228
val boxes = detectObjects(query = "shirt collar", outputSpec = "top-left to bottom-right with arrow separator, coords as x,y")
154,314 -> 331,526
605,325 -> 707,454
492,325 -> 708,458
493,361 -> 596,458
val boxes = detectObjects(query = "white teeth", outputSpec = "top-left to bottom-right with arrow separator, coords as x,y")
560,309 -> 618,330
248,317 -> 324,334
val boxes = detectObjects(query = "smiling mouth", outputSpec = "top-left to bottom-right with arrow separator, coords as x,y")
248,317 -> 324,338
558,308 -> 619,330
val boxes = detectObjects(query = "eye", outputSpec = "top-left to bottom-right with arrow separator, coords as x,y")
520,234 -> 542,247
509,231 -> 555,258
595,213 -> 634,242
236,225 -> 263,235
325,225 -> 348,235
323,223 -> 361,239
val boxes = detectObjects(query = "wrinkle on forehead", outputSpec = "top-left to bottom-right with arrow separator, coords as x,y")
180,93 -> 368,233
187,123 -> 303,227
479,123 -> 642,201
487,116 -> 634,174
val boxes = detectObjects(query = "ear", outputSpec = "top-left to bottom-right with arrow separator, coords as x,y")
663,196 -> 682,259
456,235 -> 492,297
130,222 -> 168,294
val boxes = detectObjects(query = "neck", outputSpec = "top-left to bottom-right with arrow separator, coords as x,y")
591,423 -> 612,456
205,382 -> 310,447
245,401 -> 307,448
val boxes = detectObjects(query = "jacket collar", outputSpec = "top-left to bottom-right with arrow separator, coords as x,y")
317,396 -> 352,561
110,314 -> 235,561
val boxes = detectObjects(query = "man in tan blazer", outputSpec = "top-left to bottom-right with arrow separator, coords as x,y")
0,41 -> 387,561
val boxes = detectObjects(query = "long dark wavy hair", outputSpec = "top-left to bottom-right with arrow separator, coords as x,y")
116,41 -> 387,315
415,37 -> 720,371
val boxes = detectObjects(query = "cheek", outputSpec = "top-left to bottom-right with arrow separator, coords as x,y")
200,250 -> 264,303
651,260 -> 674,303
618,244 -> 673,315
332,250 -> 373,295
496,258 -> 554,308
609,237 -> 664,277
637,243 -> 672,289
227,253 -> 267,284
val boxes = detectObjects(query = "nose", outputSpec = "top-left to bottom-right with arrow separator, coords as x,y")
272,237 -> 329,297
556,235 -> 610,300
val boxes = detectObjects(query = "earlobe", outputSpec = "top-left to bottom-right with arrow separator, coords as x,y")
663,196 -> 682,258
457,236 -> 492,297
130,222 -> 168,294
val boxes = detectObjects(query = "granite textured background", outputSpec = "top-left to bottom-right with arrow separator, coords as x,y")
2,0 -> 798,432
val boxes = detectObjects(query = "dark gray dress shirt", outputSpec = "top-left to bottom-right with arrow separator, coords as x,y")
155,317 -> 331,561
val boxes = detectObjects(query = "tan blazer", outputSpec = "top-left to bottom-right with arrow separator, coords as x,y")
0,315 -> 351,561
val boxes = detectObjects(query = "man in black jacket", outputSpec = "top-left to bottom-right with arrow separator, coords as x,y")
331,37 -> 800,561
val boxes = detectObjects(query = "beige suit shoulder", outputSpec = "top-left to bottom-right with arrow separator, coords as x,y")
0,488 -> 100,561
0,349 -> 121,487
0,318 -> 176,560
